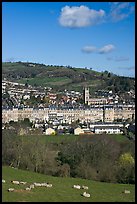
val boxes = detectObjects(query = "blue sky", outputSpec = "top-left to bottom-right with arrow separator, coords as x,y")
2,2 -> 135,77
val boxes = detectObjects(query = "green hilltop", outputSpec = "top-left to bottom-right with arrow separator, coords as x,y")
2,62 -> 135,94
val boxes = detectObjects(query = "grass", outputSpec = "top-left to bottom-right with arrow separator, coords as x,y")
20,133 -> 129,145
17,76 -> 72,87
107,134 -> 129,142
19,134 -> 79,145
2,166 -> 135,202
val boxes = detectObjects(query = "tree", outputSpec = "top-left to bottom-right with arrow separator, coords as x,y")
58,163 -> 70,177
118,153 -> 134,167
116,152 -> 135,184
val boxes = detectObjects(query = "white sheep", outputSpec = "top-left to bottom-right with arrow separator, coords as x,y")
82,185 -> 88,190
34,182 -> 42,187
41,183 -> 48,187
46,183 -> 52,188
83,191 -> 91,198
30,184 -> 35,189
124,190 -> 131,194
11,180 -> 20,185
20,181 -> 27,185
8,188 -> 15,192
73,185 -> 81,189
2,179 -> 6,183
25,187 -> 31,191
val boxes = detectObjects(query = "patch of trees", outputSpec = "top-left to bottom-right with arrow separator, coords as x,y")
2,131 -> 135,184
107,76 -> 134,93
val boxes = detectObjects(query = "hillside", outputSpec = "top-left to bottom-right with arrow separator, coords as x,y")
2,166 -> 135,202
2,62 -> 135,94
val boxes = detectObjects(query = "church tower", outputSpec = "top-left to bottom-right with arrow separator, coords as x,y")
83,87 -> 89,104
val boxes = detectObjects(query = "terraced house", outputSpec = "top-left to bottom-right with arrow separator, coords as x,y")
2,104 -> 135,124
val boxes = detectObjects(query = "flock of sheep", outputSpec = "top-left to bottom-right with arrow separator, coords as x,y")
2,178 -> 131,199
2,179 -> 91,198
2,179 -> 53,193
73,184 -> 90,197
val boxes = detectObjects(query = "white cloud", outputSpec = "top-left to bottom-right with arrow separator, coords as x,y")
109,2 -> 134,22
98,44 -> 115,54
59,5 -> 105,28
107,56 -> 129,61
82,46 -> 96,53
115,56 -> 129,62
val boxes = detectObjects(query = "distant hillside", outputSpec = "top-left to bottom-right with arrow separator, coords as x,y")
2,62 -> 135,95
2,166 -> 135,202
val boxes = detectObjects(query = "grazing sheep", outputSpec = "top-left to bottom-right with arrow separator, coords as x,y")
30,184 -> 35,189
11,167 -> 18,170
34,182 -> 42,187
25,187 -> 31,191
2,179 -> 6,183
20,181 -> 27,185
82,185 -> 88,190
8,188 -> 15,192
41,183 -> 48,187
83,191 -> 91,198
46,184 -> 52,188
11,180 -> 20,185
73,185 -> 81,189
124,190 -> 131,194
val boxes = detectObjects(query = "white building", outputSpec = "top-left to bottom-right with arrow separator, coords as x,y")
45,128 -> 55,135
74,127 -> 84,135
94,125 -> 122,134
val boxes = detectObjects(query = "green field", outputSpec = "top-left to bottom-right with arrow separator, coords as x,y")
2,166 -> 135,202
20,133 -> 129,144
17,76 -> 72,87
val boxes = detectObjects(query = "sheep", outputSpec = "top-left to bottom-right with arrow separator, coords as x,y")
46,183 -> 52,188
124,190 -> 131,194
8,188 -> 15,192
41,183 -> 48,187
2,179 -> 6,183
30,184 -> 35,189
20,181 -> 27,185
82,191 -> 91,198
34,182 -> 42,187
82,185 -> 88,190
11,180 -> 20,185
73,185 -> 81,189
25,187 -> 31,191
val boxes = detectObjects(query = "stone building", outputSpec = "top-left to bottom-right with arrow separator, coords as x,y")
2,105 -> 135,125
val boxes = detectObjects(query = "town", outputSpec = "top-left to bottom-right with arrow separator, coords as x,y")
2,79 -> 135,136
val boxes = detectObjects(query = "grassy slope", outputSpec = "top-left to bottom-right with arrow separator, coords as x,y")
2,62 -> 108,93
20,134 -> 129,144
2,166 -> 135,202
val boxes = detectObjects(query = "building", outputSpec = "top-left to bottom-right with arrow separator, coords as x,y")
45,128 -> 56,135
2,104 -> 135,125
74,127 -> 84,135
94,125 -> 122,134
83,87 -> 108,105
83,87 -> 90,104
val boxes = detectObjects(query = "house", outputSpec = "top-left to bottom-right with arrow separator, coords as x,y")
45,127 -> 56,135
94,125 -> 122,134
74,127 -> 84,135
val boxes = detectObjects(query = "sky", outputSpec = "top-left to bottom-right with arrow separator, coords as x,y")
2,2 -> 135,77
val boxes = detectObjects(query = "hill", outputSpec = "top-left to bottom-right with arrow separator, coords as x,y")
2,166 -> 135,202
2,62 -> 135,94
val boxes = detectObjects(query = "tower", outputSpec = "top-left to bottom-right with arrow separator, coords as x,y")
83,87 -> 89,104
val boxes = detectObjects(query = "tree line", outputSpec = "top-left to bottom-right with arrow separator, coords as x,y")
2,130 -> 135,184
